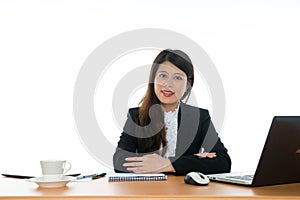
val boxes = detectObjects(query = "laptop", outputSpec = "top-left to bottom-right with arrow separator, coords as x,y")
207,116 -> 300,187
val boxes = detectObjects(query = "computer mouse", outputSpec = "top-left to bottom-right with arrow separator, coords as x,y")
184,172 -> 210,186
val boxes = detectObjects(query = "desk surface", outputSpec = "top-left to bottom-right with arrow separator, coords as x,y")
1,175 -> 300,200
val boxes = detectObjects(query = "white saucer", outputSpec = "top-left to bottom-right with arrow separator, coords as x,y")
27,176 -> 75,188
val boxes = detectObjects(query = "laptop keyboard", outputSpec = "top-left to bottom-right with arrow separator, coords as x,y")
226,175 -> 254,181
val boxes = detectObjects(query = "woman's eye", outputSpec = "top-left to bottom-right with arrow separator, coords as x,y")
174,76 -> 183,80
159,74 -> 167,78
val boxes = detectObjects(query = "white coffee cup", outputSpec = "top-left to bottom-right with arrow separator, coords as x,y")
40,160 -> 71,180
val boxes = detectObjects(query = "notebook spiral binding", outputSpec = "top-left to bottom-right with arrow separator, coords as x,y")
108,174 -> 167,182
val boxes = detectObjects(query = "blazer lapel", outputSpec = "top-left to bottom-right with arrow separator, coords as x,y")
175,103 -> 200,157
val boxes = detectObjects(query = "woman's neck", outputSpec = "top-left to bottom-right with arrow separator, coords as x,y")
162,102 -> 180,112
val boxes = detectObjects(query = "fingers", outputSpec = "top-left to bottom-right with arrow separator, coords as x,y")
125,157 -> 144,162
123,154 -> 160,173
125,153 -> 158,162
126,166 -> 159,174
126,167 -> 148,174
123,161 -> 142,167
123,157 -> 144,172
206,153 -> 217,158
124,163 -> 152,173
126,167 -> 140,172
194,152 -> 217,158
123,162 -> 145,173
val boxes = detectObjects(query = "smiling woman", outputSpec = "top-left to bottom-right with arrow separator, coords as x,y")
154,61 -> 188,112
113,49 -> 231,175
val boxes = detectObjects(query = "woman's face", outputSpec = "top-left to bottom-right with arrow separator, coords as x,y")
154,61 -> 188,111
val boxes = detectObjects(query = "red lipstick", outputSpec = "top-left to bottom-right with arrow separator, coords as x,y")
161,90 -> 175,97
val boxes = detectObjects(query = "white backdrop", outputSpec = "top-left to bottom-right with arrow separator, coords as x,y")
1,0 -> 300,176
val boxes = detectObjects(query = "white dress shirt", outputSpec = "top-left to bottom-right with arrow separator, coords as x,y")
163,106 -> 179,158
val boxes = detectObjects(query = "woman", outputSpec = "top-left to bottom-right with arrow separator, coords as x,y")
113,49 -> 231,175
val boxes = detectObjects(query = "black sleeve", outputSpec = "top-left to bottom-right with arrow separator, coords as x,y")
113,132 -> 139,172
113,108 -> 142,172
169,110 -> 231,175
170,138 -> 231,175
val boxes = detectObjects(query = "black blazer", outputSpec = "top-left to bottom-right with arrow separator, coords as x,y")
113,103 -> 231,175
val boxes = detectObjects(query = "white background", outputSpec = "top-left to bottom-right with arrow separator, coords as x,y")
1,0 -> 300,176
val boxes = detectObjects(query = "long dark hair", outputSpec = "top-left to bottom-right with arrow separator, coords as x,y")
137,49 -> 195,153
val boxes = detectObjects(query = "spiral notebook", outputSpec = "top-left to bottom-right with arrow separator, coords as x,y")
108,173 -> 167,182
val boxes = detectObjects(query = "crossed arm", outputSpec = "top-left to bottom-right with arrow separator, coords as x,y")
113,132 -> 230,175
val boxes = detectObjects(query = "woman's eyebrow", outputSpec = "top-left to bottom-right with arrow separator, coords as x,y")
174,72 -> 185,76
157,70 -> 169,74
174,72 -> 185,77
157,70 -> 185,76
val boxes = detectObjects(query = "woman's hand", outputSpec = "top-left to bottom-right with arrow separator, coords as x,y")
123,153 -> 175,173
194,152 -> 217,158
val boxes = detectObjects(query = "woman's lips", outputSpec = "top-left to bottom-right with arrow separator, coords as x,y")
161,90 -> 175,97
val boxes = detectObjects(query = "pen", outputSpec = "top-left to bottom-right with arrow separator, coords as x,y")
92,173 -> 106,180
77,173 -> 106,180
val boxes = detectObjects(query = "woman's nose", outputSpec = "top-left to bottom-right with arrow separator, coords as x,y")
163,78 -> 174,87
